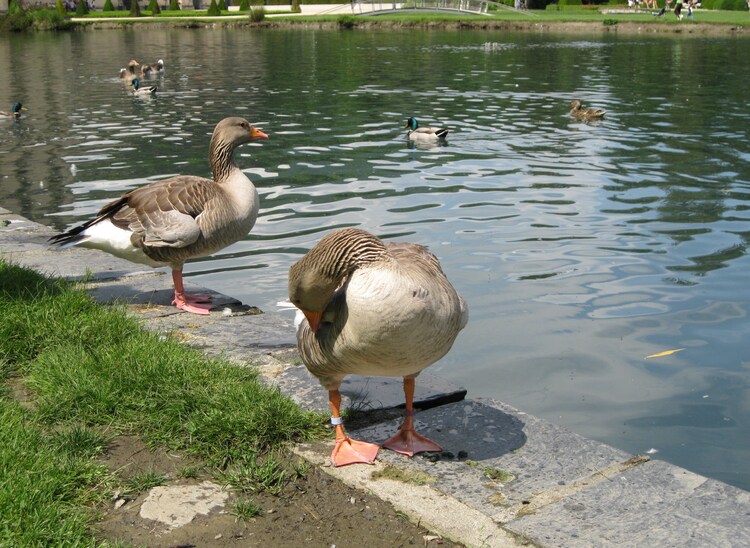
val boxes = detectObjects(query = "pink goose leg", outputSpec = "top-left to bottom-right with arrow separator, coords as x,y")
382,376 -> 442,456
171,269 -> 213,315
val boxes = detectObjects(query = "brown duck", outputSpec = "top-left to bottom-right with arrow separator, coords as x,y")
569,99 -> 606,120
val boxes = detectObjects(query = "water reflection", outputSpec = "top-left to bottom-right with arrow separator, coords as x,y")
1,29 -> 749,491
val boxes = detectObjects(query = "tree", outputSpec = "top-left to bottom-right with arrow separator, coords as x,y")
75,0 -> 89,15
169,0 -> 180,9
206,0 -> 221,14
56,0 -> 68,14
130,0 -> 142,15
147,0 -> 161,13
103,0 -> 115,9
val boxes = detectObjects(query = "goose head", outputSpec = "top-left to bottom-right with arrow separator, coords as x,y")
207,117 -> 268,181
288,228 -> 386,331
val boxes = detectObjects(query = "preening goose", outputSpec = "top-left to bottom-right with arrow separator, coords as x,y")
568,99 -> 606,120
289,228 -> 468,466
405,117 -> 449,141
141,59 -> 164,78
50,117 -> 269,314
0,102 -> 24,120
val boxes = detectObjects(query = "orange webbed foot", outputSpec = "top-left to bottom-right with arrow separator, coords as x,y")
173,292 -> 213,315
382,428 -> 442,457
331,437 -> 380,467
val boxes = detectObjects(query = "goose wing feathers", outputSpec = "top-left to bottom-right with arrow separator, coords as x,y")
111,176 -> 220,247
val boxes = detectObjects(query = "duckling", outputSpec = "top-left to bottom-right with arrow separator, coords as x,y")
0,102 -> 25,120
405,117 -> 449,141
132,78 -> 157,97
568,99 -> 606,120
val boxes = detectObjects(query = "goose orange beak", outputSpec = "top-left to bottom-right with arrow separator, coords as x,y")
302,309 -> 324,333
250,127 -> 269,141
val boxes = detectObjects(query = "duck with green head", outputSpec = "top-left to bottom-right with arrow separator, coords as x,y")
0,102 -> 25,120
404,117 -> 448,141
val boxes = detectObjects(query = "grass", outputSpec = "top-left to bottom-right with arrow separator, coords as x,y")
0,258 -> 327,545
231,496 -> 263,521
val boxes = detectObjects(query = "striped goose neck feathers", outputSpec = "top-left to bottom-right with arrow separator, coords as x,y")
288,228 -> 388,311
314,228 -> 387,279
208,118 -> 246,183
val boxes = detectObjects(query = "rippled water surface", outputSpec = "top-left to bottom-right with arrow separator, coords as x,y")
2,28 -> 749,490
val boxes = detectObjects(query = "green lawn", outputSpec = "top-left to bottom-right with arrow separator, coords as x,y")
0,259 -> 325,545
70,5 -> 750,26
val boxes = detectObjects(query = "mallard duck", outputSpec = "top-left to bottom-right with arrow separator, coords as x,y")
289,228 -> 468,466
568,99 -> 606,120
119,59 -> 140,82
405,117 -> 449,141
132,78 -> 157,97
141,59 -> 164,78
0,102 -> 24,120
50,117 -> 269,315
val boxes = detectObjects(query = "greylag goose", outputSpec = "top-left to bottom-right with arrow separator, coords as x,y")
405,117 -> 448,142
141,59 -> 164,78
50,117 -> 269,315
131,78 -> 157,97
289,228 -> 468,466
568,99 -> 606,120
118,59 -> 140,82
0,102 -> 24,120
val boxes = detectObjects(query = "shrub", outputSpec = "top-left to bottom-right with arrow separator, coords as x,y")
249,5 -> 264,19
239,0 -> 249,9
103,0 -> 114,8
75,0 -> 89,15
169,0 -> 180,9
130,0 -> 142,15
29,7 -> 67,28
337,13 -> 356,27
218,0 -> 227,8
0,11 -> 32,30
147,0 -> 161,13
8,0 -> 24,15
207,0 -> 221,14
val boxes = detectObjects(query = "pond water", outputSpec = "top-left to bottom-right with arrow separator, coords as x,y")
1,27 -> 749,491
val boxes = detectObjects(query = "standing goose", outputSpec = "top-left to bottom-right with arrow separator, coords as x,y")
289,228 -> 468,466
404,117 -> 449,142
50,117 -> 269,315
568,99 -> 606,120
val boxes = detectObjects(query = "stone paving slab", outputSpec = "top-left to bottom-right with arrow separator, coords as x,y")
350,398 -> 634,517
505,459 -> 750,547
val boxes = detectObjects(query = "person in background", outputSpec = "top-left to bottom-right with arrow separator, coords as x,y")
674,0 -> 683,19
